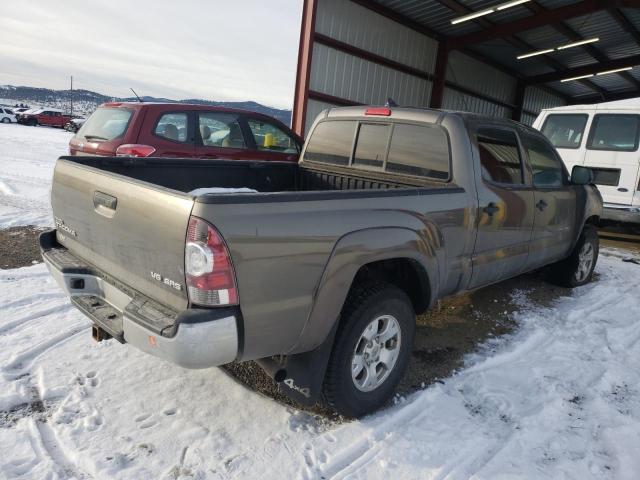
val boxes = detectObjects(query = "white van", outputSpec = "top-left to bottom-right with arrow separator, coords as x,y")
533,98 -> 640,227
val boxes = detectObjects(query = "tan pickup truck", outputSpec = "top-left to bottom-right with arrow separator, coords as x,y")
41,106 -> 602,417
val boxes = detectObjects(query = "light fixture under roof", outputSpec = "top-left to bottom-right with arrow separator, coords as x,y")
560,66 -> 635,83
596,67 -> 633,76
518,38 -> 600,60
556,37 -> 600,50
517,49 -> 555,60
451,0 -> 531,25
561,74 -> 594,83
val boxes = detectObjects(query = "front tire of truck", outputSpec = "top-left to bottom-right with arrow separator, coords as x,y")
323,282 -> 415,418
545,225 -> 599,288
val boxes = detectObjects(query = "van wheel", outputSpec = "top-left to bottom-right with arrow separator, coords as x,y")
1,118 -> 10,124
545,225 -> 599,288
323,282 -> 415,418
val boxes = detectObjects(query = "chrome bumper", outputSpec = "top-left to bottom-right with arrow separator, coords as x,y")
42,243 -> 238,369
602,203 -> 640,225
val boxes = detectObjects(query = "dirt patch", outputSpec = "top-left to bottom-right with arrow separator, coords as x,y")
0,226 -> 48,269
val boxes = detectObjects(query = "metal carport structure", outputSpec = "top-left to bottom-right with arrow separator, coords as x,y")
291,0 -> 640,136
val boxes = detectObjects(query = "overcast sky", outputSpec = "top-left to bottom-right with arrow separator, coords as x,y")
0,1 -> 303,109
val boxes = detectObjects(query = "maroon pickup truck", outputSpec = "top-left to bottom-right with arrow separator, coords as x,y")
19,109 -> 72,128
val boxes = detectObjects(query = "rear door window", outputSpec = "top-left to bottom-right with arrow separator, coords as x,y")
304,120 -> 356,166
477,128 -> 524,185
353,123 -> 391,169
77,107 -> 133,141
155,113 -> 188,143
386,124 -> 450,180
198,113 -> 246,149
247,119 -> 299,153
587,114 -> 640,152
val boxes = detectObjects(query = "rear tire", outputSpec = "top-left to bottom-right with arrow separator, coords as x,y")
545,225 -> 599,288
1,118 -> 9,124
323,282 -> 415,418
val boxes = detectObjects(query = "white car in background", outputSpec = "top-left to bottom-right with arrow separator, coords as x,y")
534,98 -> 640,229
1,107 -> 17,123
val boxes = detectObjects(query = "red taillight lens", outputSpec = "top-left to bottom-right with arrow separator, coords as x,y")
185,217 -> 238,306
365,107 -> 391,116
115,144 -> 156,157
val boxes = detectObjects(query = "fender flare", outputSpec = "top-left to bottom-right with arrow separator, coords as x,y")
290,226 -> 440,355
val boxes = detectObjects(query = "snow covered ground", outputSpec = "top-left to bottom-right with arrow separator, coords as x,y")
0,124 -> 72,228
1,125 -> 640,479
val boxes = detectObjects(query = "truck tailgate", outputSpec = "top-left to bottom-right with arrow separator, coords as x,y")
50,159 -> 193,311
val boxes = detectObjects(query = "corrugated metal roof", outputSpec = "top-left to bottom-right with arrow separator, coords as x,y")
367,0 -> 639,100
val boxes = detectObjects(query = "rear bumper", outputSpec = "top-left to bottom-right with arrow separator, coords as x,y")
40,230 -> 239,369
601,203 -> 640,225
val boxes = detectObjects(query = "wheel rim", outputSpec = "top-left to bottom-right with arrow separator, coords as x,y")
575,242 -> 595,283
351,315 -> 401,392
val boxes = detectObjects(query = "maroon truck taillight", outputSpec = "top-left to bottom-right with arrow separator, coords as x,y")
115,144 -> 156,157
185,217 -> 238,306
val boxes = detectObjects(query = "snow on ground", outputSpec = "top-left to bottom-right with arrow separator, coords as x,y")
0,124 -> 72,228
2,124 -> 640,479
1,253 -> 639,480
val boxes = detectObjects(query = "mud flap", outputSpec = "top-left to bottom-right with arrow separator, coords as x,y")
277,322 -> 339,407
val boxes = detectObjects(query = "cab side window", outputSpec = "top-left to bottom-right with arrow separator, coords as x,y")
523,133 -> 565,187
587,114 -> 640,152
477,128 -> 524,185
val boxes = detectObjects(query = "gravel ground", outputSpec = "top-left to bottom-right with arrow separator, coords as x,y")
0,225 -> 48,269
3,224 -> 639,415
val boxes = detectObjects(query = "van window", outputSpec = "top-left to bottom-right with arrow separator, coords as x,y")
541,114 -> 588,149
304,120 -> 356,166
386,124 -> 449,180
77,107 -> 133,141
523,133 -> 565,187
587,114 -> 640,152
477,128 -> 523,185
353,123 -> 391,169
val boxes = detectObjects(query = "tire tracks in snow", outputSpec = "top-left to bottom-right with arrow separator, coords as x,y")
0,303 -> 72,335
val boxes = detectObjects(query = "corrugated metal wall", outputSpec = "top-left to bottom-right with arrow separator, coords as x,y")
304,0 -> 567,132
521,86 -> 567,125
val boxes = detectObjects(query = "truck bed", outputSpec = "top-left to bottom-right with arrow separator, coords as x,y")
65,156 -> 441,195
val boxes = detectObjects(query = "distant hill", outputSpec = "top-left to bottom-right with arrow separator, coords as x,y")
0,85 -> 292,125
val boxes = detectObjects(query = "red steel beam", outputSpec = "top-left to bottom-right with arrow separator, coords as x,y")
448,0 -> 632,50
291,0 -> 319,137
429,42 -> 449,108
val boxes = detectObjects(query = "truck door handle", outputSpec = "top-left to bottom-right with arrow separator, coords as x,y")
536,199 -> 548,211
483,202 -> 499,216
618,187 -> 628,192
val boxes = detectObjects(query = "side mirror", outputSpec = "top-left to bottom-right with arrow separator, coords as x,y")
571,165 -> 594,185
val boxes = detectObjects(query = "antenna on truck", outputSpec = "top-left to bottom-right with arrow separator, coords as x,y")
130,88 -> 143,103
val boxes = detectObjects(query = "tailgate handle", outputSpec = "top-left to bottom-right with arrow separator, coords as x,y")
94,191 -> 117,217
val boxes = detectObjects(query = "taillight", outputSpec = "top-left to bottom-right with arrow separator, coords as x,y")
185,217 -> 238,306
115,144 -> 156,157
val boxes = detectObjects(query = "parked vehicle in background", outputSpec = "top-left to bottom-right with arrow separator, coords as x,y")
534,99 -> 640,228
64,117 -> 86,133
69,103 -> 302,161
0,107 -> 16,123
18,108 -> 72,128
13,107 -> 30,114
43,106 -> 602,417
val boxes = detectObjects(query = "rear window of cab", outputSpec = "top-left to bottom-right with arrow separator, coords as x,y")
303,120 -> 450,181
